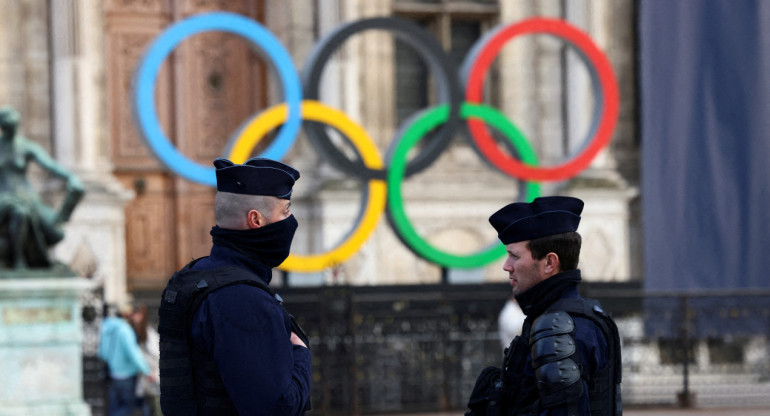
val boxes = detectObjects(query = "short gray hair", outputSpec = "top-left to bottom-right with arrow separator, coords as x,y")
214,191 -> 277,229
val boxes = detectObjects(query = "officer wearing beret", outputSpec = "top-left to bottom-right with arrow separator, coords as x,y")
466,196 -> 622,416
158,158 -> 311,415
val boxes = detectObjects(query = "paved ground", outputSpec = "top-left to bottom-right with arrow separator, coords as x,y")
372,408 -> 770,416
626,409 -> 770,415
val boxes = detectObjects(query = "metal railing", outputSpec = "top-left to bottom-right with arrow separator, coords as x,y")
84,282 -> 770,415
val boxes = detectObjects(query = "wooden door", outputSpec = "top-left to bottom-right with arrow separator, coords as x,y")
105,0 -> 266,290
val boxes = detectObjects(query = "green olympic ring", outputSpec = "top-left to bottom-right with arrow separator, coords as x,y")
387,103 -> 541,269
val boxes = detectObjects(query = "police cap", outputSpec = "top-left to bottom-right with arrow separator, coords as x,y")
214,157 -> 299,200
489,196 -> 583,244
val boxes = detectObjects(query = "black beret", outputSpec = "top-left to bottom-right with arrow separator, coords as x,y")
214,157 -> 299,199
489,196 -> 583,244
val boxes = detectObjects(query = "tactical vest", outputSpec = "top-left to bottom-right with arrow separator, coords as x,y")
158,259 -> 289,415
499,297 -> 622,416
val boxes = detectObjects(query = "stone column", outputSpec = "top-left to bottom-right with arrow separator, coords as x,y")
563,1 -> 639,282
499,0 -> 566,187
499,1 -> 639,282
49,0 -> 134,304
0,0 -> 51,150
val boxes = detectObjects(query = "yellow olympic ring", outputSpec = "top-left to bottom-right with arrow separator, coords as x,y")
227,100 -> 386,273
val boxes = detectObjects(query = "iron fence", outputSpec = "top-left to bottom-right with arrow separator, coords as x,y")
94,282 -> 770,415
82,287 -> 108,416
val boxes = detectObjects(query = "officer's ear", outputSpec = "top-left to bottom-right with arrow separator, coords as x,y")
543,252 -> 560,276
246,209 -> 268,229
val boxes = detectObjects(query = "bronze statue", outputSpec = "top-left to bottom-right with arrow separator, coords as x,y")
0,105 -> 84,270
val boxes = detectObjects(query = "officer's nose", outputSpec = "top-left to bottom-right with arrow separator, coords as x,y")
503,257 -> 514,273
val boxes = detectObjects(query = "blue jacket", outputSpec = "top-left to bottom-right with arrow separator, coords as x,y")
189,244 -> 312,415
98,316 -> 150,379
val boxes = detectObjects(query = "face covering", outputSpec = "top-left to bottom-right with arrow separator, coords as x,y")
210,214 -> 298,269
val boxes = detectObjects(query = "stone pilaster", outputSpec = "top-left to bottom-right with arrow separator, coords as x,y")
498,0 -> 639,282
562,1 -> 639,282
0,0 -> 52,151
49,0 -> 134,304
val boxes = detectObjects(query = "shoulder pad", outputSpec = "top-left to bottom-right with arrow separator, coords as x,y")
530,310 -> 581,402
531,333 -> 576,368
535,359 -> 581,393
530,311 -> 574,343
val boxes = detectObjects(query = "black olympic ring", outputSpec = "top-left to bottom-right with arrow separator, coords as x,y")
302,17 -> 463,181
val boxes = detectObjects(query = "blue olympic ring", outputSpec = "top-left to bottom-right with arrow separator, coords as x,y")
132,12 -> 302,186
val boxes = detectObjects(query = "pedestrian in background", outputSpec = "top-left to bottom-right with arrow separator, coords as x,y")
130,304 -> 160,416
497,297 -> 525,351
98,302 -> 150,416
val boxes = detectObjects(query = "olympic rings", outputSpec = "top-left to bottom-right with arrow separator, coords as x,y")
462,18 -> 620,181
133,12 -> 302,186
387,103 -> 540,268
225,100 -> 386,272
133,12 -> 620,272
302,17 -> 462,180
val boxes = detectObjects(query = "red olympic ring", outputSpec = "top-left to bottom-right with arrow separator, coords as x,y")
465,18 -> 620,182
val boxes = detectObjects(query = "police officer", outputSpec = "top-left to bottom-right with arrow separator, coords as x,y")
158,158 -> 311,415
466,196 -> 622,416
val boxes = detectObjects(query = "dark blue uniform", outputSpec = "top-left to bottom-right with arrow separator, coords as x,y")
471,197 -> 621,415
468,270 -> 620,416
189,243 -> 312,415
510,284 -> 608,415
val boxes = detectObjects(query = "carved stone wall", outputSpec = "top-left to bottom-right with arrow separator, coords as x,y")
47,0 -> 135,304
97,0 -> 639,288
0,0 -> 132,304
104,0 -> 264,290
2,0 -> 638,311
278,0 -> 639,285
497,0 -> 639,282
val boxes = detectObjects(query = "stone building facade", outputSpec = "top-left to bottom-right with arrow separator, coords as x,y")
0,0 -> 640,303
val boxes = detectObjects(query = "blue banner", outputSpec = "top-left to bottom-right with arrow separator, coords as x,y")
640,0 -> 770,290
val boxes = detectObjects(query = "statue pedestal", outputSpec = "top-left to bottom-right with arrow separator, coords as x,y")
0,277 -> 93,416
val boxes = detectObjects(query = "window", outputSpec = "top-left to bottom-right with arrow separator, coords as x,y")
394,1 -> 498,125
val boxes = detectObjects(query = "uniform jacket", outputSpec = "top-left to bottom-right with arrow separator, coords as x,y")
188,243 -> 312,415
